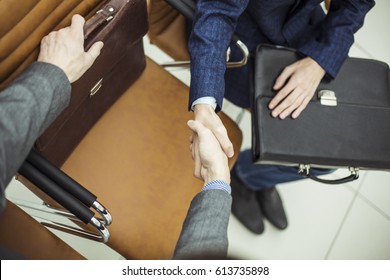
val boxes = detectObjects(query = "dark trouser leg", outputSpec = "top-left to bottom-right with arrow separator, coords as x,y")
233,149 -> 335,230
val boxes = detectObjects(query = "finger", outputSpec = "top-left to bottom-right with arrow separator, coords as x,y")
291,96 -> 311,119
187,119 -> 205,135
269,82 -> 295,113
273,65 -> 294,90
86,41 -> 104,62
192,134 -> 202,179
278,91 -> 304,119
272,89 -> 304,119
213,125 -> 234,158
189,119 -> 234,157
269,79 -> 296,110
70,14 -> 85,33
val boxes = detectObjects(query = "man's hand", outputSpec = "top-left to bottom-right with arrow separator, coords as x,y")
268,57 -> 325,119
38,14 -> 103,83
187,120 -> 230,184
193,104 -> 234,158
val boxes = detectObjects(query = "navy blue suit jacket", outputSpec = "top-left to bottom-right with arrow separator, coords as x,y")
188,0 -> 375,110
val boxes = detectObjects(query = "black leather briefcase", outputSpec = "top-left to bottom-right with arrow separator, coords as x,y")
251,44 -> 390,184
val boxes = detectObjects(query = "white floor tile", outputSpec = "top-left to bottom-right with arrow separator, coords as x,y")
221,99 -> 245,123
5,178 -> 42,203
222,102 -> 252,152
48,228 -> 125,260
5,178 -> 124,260
353,0 -> 390,64
348,44 -> 372,59
144,36 -> 191,86
358,171 -> 390,217
327,196 -> 390,260
227,179 -> 354,259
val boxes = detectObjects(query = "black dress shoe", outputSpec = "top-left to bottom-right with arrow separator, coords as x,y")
256,187 -> 288,230
230,167 -> 264,234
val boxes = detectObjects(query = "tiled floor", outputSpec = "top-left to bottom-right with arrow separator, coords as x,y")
5,0 -> 390,260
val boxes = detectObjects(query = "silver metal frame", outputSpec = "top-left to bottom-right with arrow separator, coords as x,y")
12,199 -> 111,243
161,40 -> 249,69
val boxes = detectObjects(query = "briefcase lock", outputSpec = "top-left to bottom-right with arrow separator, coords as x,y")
318,90 -> 337,106
90,78 -> 103,97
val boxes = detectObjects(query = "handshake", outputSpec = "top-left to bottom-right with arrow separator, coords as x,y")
187,120 -> 230,186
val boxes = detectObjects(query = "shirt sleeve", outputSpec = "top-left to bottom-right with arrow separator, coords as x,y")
201,179 -> 231,194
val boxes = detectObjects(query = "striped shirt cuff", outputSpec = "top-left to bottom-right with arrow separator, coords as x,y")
201,180 -> 231,195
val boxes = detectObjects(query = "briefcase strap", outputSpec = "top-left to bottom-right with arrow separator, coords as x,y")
298,164 -> 359,185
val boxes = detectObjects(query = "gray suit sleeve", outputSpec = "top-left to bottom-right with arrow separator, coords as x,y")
173,189 -> 232,259
0,62 -> 71,213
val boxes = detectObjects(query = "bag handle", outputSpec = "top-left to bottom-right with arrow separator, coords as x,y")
19,158 -> 111,243
83,0 -> 126,40
298,164 -> 359,185
26,149 -> 112,225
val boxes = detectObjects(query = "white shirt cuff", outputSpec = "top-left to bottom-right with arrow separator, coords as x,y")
191,97 -> 217,111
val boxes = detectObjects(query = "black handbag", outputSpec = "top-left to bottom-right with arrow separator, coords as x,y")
251,44 -> 390,184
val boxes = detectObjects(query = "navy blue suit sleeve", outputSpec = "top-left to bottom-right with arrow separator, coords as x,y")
298,0 -> 375,78
188,0 -> 250,112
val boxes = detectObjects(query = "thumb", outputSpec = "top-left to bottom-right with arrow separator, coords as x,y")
86,41 -> 104,62
187,120 -> 206,135
214,129 -> 234,158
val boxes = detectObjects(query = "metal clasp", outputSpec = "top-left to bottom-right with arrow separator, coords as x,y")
96,5 -> 116,22
349,167 -> 360,178
298,164 -> 310,176
90,78 -> 103,97
318,90 -> 337,106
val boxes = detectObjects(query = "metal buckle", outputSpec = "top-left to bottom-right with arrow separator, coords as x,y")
318,90 -> 337,106
90,78 -> 103,97
298,164 -> 310,176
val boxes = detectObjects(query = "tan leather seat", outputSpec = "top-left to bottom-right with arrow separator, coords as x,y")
147,0 -> 190,61
1,0 -> 242,259
0,201 -> 84,260
59,57 -> 241,259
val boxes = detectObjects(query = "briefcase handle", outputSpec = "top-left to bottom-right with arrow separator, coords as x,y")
83,0 -> 125,40
298,164 -> 359,185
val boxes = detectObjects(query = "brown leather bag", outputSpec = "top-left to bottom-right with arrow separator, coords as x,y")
35,0 -> 148,166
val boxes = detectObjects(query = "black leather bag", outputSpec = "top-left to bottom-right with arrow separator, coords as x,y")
251,44 -> 390,184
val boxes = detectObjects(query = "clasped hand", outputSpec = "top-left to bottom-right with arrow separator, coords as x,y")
187,119 -> 230,185
268,56 -> 326,119
38,15 -> 104,83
